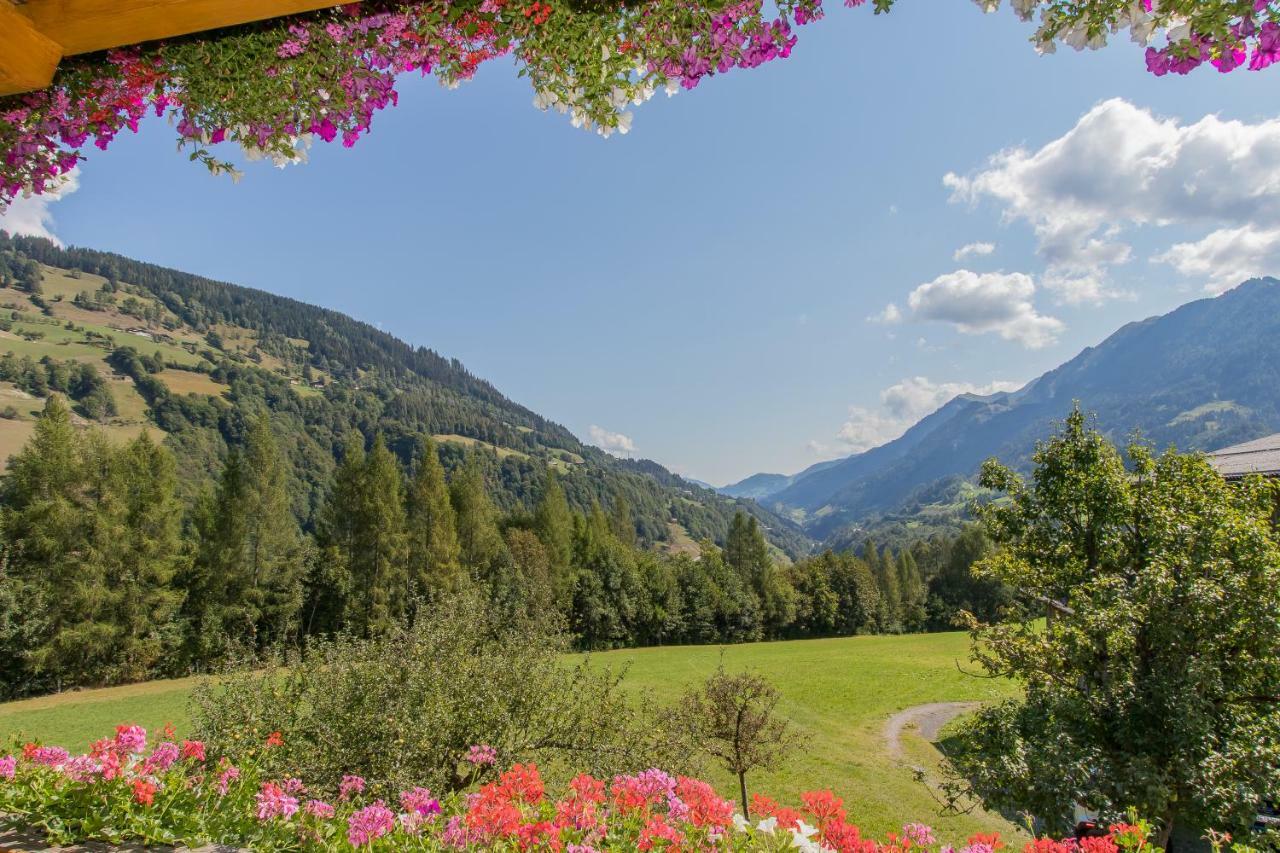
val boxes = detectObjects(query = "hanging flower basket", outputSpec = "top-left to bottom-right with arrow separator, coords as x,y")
0,0 -> 1276,209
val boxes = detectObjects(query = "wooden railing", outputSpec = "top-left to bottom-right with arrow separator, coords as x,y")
1,0 -> 350,96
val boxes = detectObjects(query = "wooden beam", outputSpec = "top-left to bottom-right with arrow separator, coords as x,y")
15,0 -> 348,57
0,1 -> 64,97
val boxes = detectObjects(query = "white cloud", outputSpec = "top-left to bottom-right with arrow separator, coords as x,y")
1153,225 -> 1280,294
0,170 -> 80,246
945,98 -> 1280,294
906,269 -> 1064,349
588,425 -> 638,458
867,302 -> 902,325
953,241 -> 996,261
1041,270 -> 1135,306
832,377 -> 1023,454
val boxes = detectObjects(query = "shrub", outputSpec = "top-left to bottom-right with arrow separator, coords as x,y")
673,664 -> 802,819
190,592 -> 689,799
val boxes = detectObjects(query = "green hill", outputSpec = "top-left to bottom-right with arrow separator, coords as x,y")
0,232 -> 809,558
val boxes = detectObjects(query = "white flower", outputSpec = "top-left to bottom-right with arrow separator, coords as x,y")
532,89 -> 557,111
617,111 -> 633,135
1062,22 -> 1090,50
733,814 -> 751,833
972,0 -> 1000,13
757,816 -> 778,834
1129,10 -> 1157,45
665,79 -> 680,96
790,820 -> 822,852
1167,21 -> 1191,43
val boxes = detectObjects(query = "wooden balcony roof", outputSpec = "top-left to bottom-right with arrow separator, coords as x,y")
1,0 -> 346,97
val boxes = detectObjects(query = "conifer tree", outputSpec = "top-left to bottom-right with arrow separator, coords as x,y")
5,397 -> 96,687
570,503 -> 644,648
865,539 -> 901,632
609,494 -> 636,546
725,512 -> 792,636
894,550 -> 926,632
188,415 -> 306,659
309,433 -> 367,634
449,453 -> 506,578
240,414 -> 307,647
356,434 -> 409,635
405,437 -> 461,606
109,431 -> 186,681
533,473 -> 576,611
4,399 -> 185,687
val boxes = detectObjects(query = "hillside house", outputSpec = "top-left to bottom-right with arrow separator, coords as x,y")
1207,433 -> 1280,480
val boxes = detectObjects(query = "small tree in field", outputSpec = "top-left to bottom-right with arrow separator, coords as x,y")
948,407 -> 1280,845
675,664 -> 800,819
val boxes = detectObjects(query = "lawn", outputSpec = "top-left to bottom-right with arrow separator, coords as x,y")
0,633 -> 1020,838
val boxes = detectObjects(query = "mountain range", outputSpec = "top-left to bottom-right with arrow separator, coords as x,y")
722,277 -> 1280,542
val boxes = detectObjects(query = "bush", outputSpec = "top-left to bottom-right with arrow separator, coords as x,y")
190,592 -> 688,799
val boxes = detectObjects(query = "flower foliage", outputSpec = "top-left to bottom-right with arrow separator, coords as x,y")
0,724 -> 1185,852
1,0 -> 1275,208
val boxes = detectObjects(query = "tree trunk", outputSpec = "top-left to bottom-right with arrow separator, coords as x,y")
1156,809 -> 1177,852
738,771 -> 750,821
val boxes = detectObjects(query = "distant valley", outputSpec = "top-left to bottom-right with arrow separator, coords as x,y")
721,277 -> 1280,546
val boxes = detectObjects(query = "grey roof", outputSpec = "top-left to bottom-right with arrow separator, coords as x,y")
1208,433 -> 1280,479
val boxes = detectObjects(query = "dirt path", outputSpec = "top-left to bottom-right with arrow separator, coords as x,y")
883,702 -> 981,760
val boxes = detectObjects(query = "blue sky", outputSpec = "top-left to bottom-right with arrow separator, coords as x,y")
4,1 -> 1279,486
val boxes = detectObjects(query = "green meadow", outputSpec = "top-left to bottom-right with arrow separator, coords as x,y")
0,632 -> 1020,838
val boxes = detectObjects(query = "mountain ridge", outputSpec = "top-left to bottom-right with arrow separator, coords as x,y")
731,278 -> 1280,540
0,232 -> 812,558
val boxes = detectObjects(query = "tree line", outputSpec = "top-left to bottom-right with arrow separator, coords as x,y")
0,396 -> 1002,699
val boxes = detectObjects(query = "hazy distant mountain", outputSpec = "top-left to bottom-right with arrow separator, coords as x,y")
745,278 -> 1280,539
719,472 -> 794,499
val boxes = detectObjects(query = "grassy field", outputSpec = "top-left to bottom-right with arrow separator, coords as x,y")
157,368 -> 228,397
0,633 -> 1019,838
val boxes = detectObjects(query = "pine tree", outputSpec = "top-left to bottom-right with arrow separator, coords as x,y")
109,431 -> 186,681
239,414 -> 307,647
405,437 -> 461,607
865,540 -> 901,632
5,397 -> 95,687
310,433 -> 367,634
570,504 -> 642,648
724,512 -> 791,635
894,550 -> 926,632
609,494 -> 636,546
449,454 -> 506,578
533,474 -> 576,611
356,435 -> 409,636
4,400 -> 185,687
187,415 -> 306,660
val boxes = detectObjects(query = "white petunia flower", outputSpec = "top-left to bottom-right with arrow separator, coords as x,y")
757,816 -> 778,834
790,820 -> 822,852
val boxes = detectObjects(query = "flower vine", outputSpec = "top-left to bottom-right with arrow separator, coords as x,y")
0,0 -> 1276,209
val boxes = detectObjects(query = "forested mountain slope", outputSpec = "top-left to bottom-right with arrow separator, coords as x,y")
749,278 -> 1280,540
0,232 -> 809,557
